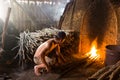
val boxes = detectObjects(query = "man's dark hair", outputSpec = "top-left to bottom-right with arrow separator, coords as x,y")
56,31 -> 66,39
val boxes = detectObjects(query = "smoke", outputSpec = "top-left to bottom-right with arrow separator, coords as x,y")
0,0 -> 11,21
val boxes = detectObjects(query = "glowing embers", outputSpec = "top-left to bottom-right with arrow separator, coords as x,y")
86,39 -> 100,60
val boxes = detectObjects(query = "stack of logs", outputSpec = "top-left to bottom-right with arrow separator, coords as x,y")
14,27 -> 76,68
88,60 -> 120,80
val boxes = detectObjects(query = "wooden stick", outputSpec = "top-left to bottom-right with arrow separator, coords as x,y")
88,77 -> 98,80
89,66 -> 110,79
2,7 -> 11,49
98,65 -> 118,80
110,65 -> 120,80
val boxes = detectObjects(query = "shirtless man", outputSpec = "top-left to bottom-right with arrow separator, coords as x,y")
34,31 -> 66,76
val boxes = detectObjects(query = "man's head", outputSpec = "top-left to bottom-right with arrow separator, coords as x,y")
55,31 -> 66,43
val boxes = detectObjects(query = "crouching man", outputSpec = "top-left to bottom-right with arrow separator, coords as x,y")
33,31 -> 66,76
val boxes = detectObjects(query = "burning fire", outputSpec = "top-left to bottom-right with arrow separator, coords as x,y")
86,39 -> 100,60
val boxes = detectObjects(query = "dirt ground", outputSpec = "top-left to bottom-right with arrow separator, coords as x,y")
0,59 -> 104,80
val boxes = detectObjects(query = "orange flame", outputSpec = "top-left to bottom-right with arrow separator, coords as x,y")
86,39 -> 100,59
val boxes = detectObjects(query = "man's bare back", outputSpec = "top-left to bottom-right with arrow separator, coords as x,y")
34,39 -> 59,58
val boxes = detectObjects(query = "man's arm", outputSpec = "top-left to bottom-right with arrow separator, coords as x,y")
56,45 -> 60,56
56,45 -> 66,63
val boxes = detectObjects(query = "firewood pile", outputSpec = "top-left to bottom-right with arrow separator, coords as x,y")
14,27 -> 76,68
88,60 -> 120,80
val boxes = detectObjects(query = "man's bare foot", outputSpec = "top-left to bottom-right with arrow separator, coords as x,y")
34,66 -> 41,76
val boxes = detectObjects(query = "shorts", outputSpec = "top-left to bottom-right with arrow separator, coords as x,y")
34,56 -> 53,65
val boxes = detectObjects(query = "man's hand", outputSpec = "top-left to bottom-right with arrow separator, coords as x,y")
45,65 -> 51,72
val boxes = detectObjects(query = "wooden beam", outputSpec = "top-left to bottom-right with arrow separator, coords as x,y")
2,7 -> 11,49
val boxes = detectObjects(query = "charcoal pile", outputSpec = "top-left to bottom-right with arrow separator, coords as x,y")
14,27 -> 76,68
88,60 -> 120,80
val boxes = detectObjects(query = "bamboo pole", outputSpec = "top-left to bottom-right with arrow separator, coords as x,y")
2,7 -> 11,49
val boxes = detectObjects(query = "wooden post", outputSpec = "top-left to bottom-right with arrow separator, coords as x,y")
2,7 -> 11,49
